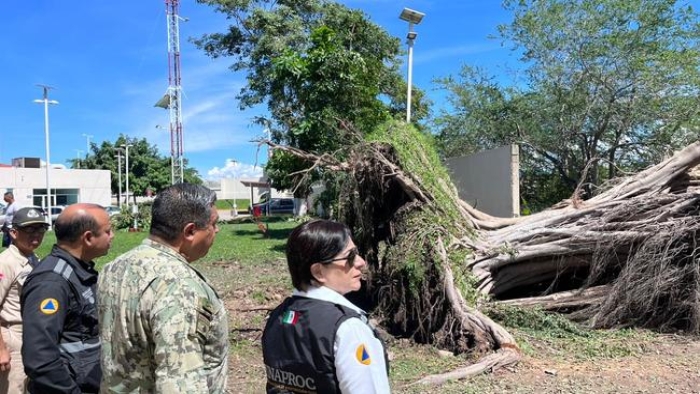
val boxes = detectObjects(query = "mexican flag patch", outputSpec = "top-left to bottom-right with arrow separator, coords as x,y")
281,310 -> 300,325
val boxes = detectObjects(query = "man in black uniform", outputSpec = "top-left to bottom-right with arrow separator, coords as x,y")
21,203 -> 114,394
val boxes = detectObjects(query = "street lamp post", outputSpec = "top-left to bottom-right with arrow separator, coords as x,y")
82,133 -> 93,155
121,143 -> 132,206
115,148 -> 124,208
231,160 -> 238,217
33,85 -> 58,228
75,150 -> 83,169
121,143 -> 135,229
399,8 -> 425,123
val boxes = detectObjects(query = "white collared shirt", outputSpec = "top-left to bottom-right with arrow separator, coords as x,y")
293,286 -> 391,393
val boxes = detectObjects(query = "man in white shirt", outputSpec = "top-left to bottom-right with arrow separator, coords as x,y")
1,193 -> 19,249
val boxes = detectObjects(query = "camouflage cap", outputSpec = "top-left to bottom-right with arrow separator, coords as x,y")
12,207 -> 48,228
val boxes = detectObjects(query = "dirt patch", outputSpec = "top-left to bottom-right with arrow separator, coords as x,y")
395,337 -> 700,394
203,261 -> 700,394
493,343 -> 700,394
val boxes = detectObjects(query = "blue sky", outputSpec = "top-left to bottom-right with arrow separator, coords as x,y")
0,1 -> 514,181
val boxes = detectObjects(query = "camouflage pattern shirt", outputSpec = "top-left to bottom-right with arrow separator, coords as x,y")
98,238 -> 229,393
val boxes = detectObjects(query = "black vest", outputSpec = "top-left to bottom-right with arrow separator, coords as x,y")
262,296 -> 387,394
28,250 -> 101,393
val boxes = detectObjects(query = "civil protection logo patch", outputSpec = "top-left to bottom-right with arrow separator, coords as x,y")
355,344 -> 371,365
40,298 -> 59,315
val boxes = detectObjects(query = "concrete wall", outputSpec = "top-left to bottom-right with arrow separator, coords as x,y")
208,178 -> 292,203
0,167 -> 112,208
445,145 -> 520,218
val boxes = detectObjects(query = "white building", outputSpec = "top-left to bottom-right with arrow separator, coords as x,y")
205,177 -> 292,204
0,161 -> 111,208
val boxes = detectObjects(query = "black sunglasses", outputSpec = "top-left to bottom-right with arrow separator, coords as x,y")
17,226 -> 48,235
320,247 -> 359,268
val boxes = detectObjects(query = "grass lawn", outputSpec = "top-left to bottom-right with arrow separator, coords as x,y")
33,218 -> 297,271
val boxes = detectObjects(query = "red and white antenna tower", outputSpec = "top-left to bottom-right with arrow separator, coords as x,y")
156,0 -> 184,185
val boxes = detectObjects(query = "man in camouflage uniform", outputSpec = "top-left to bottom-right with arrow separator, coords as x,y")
98,183 -> 228,393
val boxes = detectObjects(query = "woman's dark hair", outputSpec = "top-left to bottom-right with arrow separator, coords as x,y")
286,219 -> 351,290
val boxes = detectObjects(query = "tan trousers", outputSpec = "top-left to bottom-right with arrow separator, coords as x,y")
0,326 -> 26,394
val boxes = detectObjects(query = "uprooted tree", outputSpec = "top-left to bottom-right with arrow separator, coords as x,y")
268,120 -> 700,384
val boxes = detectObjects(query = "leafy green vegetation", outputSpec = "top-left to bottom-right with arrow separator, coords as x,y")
194,0 -> 430,195
367,121 -> 469,233
435,0 -> 700,211
71,134 -> 202,196
485,304 -> 656,360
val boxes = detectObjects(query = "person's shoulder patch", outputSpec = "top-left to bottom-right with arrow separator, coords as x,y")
355,343 -> 371,365
39,298 -> 59,315
281,310 -> 301,325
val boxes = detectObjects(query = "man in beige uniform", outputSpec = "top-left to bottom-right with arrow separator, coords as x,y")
0,207 -> 48,393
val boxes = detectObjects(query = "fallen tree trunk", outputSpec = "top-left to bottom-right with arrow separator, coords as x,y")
498,285 -> 610,310
472,142 -> 700,325
265,122 -> 700,384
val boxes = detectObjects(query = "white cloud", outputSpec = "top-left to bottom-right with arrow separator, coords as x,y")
205,159 -> 263,181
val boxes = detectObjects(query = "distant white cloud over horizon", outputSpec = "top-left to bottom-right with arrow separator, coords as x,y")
205,159 -> 263,181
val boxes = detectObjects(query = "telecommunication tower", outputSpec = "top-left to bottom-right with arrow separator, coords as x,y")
155,0 -> 184,185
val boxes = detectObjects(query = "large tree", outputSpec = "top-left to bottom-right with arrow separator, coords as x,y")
435,0 -> 700,212
71,135 -> 201,200
269,118 -> 700,384
193,0 -> 430,194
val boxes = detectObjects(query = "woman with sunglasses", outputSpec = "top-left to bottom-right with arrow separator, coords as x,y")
262,219 -> 390,393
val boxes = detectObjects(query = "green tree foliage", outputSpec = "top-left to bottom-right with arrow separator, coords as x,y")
435,0 -> 700,212
70,135 -> 201,200
193,0 -> 430,195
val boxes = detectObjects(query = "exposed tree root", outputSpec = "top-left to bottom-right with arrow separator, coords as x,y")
408,349 -> 521,386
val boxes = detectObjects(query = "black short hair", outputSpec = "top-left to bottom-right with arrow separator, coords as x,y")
150,183 -> 217,242
286,219 -> 351,290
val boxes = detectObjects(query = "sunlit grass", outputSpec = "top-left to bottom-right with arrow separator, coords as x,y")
33,219 -> 298,270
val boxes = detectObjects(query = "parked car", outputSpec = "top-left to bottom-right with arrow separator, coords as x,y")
49,205 -> 67,222
104,205 -> 121,217
249,198 -> 295,217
